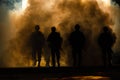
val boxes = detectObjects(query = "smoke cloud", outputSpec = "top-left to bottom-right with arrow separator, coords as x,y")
0,0 -> 120,67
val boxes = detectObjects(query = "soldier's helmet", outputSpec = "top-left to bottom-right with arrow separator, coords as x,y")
35,25 -> 40,31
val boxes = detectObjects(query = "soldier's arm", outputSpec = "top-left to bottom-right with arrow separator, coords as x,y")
113,33 -> 116,43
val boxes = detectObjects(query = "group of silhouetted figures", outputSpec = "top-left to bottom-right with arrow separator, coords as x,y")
30,24 -> 116,67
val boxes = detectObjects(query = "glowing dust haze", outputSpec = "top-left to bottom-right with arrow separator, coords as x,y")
0,0 -> 120,67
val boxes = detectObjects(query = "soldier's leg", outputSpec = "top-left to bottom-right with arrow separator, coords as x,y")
108,49 -> 113,66
51,48 -> 55,67
32,49 -> 37,66
102,49 -> 107,67
56,49 -> 60,67
38,49 -> 42,67
78,49 -> 82,66
72,49 -> 77,67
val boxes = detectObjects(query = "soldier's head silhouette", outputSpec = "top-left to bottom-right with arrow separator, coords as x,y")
75,24 -> 80,31
103,26 -> 109,32
35,25 -> 40,31
51,27 -> 56,32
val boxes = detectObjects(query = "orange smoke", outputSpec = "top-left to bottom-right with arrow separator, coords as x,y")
3,0 -> 119,67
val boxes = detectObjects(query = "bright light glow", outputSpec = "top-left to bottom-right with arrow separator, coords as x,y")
96,0 -> 111,6
22,0 -> 29,11
81,0 -> 111,7
101,0 -> 111,6
44,0 -> 56,11
95,0 -> 112,13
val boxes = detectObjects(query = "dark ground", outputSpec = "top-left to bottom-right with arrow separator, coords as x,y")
0,66 -> 120,80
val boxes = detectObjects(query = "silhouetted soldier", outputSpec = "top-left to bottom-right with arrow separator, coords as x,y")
98,26 -> 116,67
47,27 -> 63,67
69,24 -> 85,67
30,25 -> 45,67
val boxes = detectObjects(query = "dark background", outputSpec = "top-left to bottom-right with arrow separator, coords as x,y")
113,0 -> 120,5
